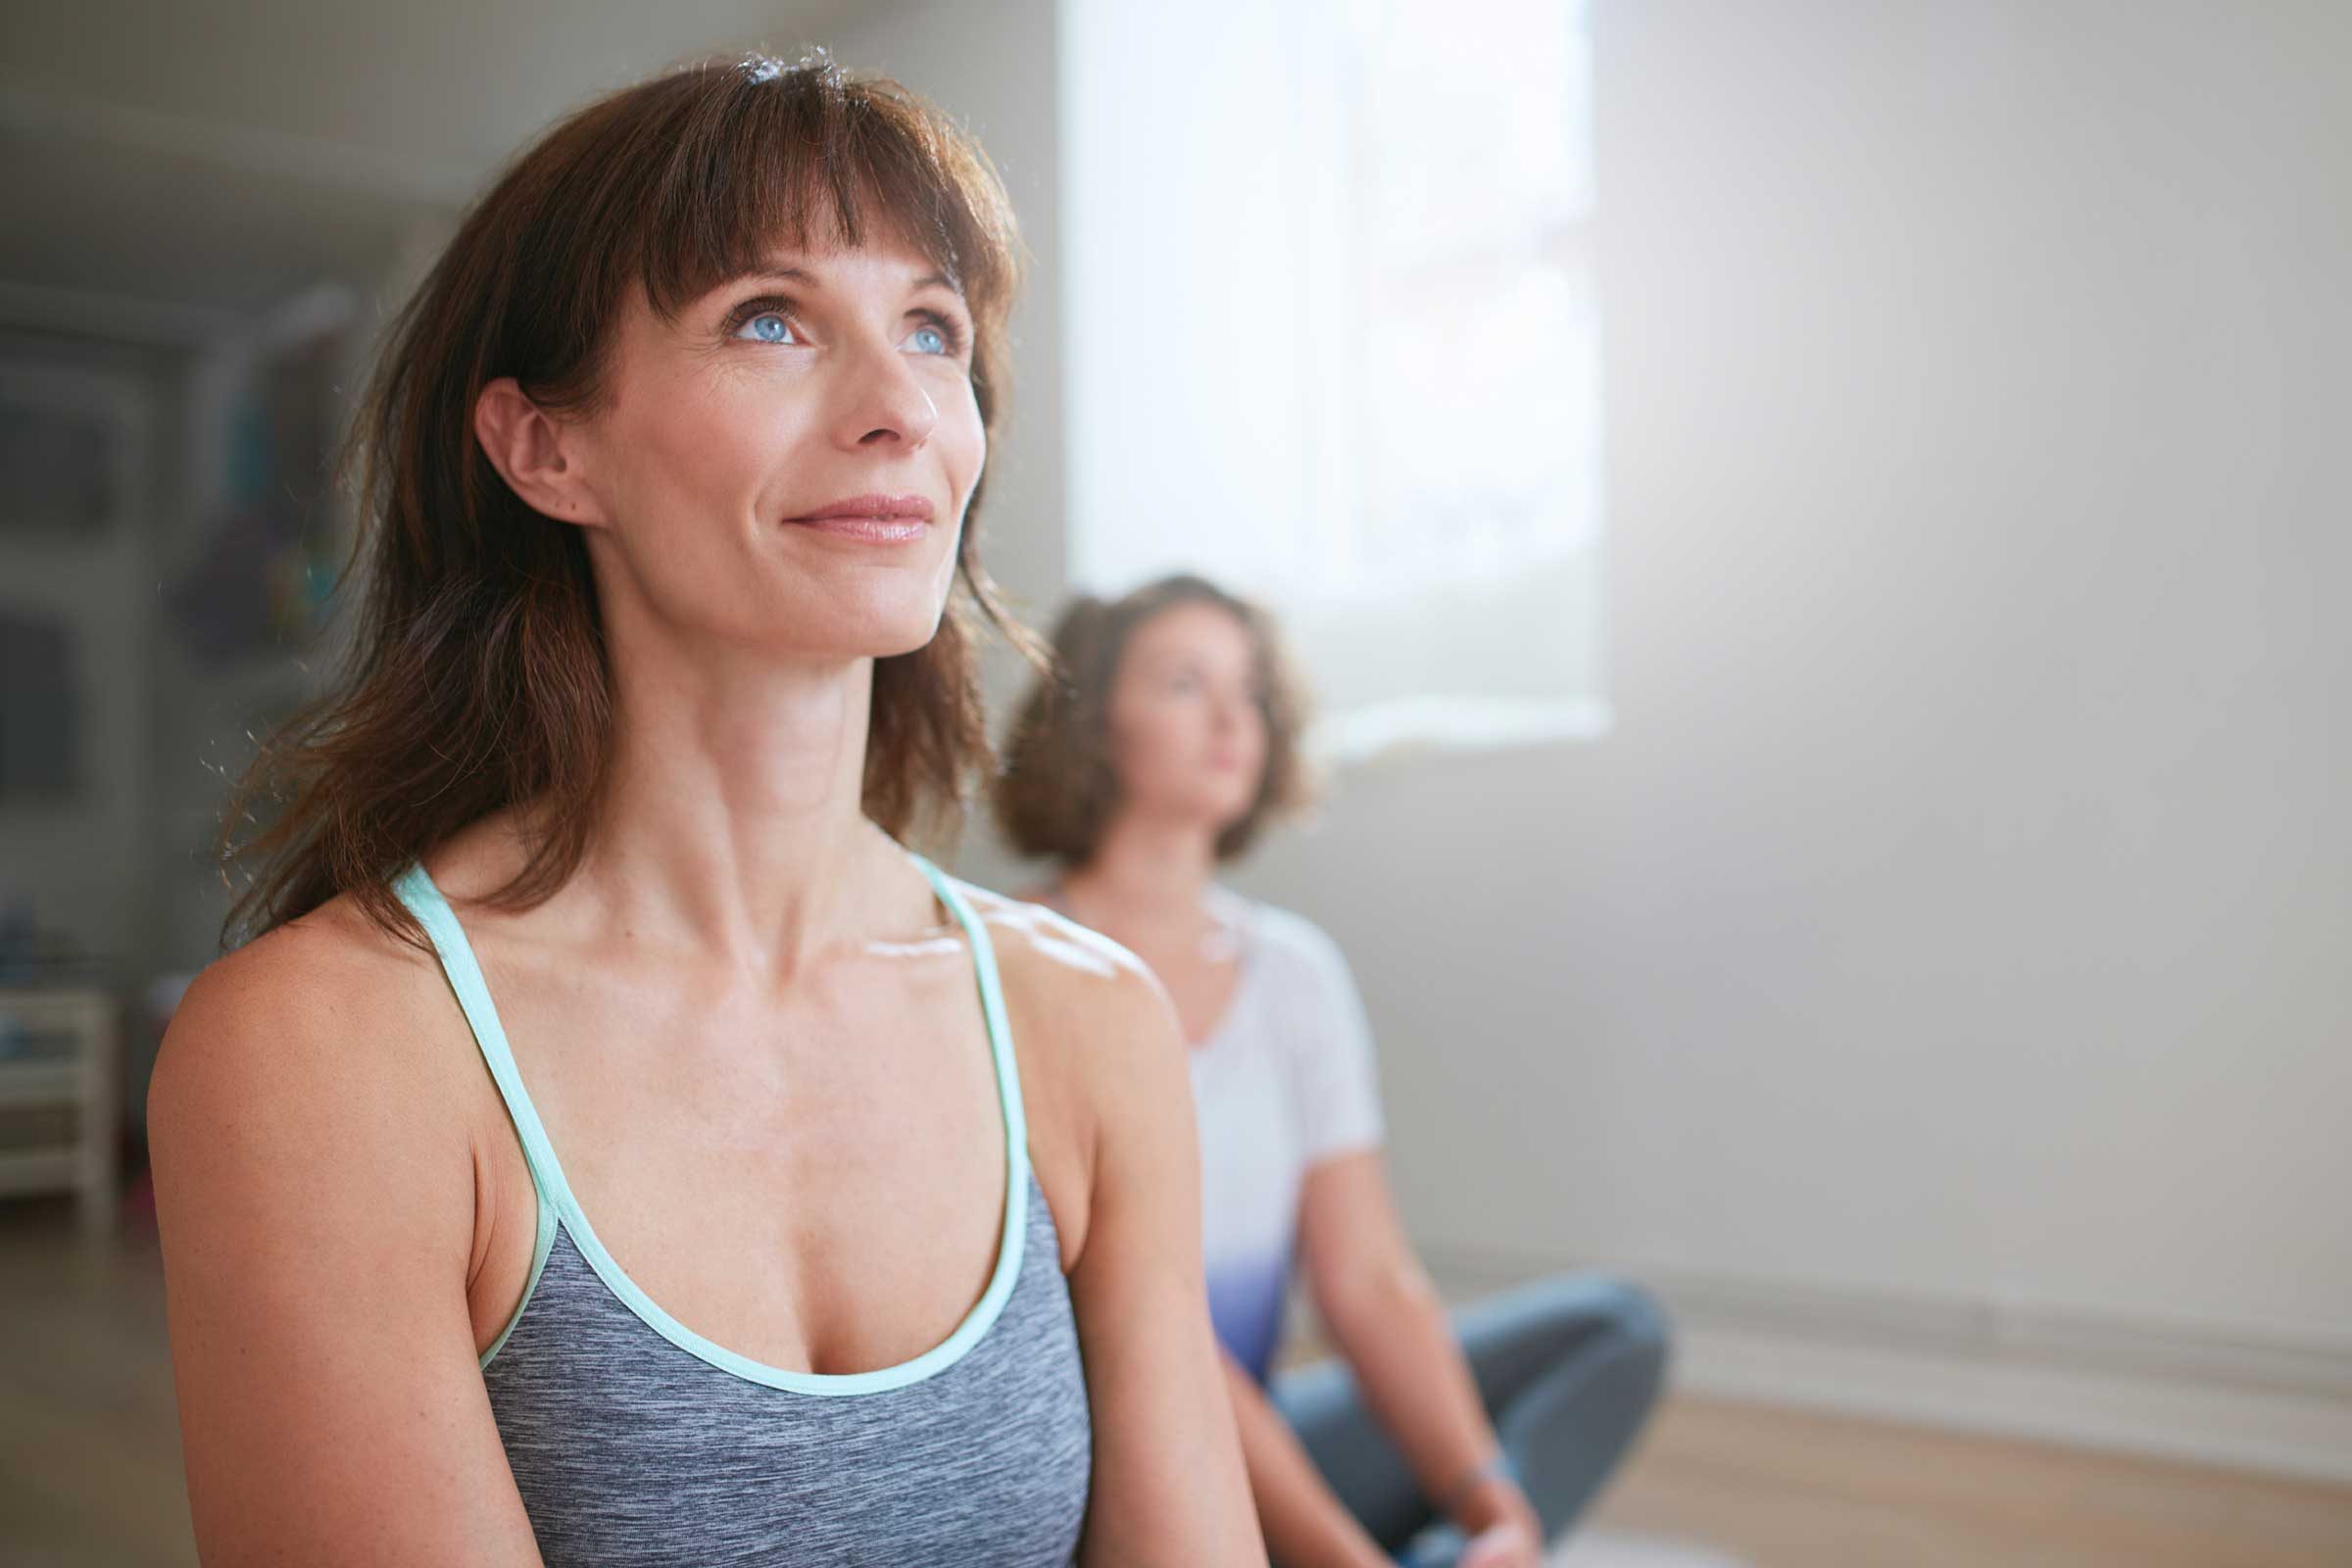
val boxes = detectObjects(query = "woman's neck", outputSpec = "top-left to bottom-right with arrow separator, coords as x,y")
1057,811 -> 1224,943
562,638 -> 914,975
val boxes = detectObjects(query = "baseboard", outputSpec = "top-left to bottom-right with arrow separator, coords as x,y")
1417,1242 -> 2352,1486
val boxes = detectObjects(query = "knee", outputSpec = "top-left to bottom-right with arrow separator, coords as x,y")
1592,1276 -> 1672,1358
1555,1276 -> 1673,1429
1527,1272 -> 1674,1373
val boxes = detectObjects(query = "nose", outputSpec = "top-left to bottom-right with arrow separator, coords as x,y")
833,336 -> 939,453
1211,689 -> 1250,735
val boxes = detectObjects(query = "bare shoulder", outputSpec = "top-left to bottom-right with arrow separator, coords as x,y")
147,891 -> 477,1220
953,882 -> 1185,1075
949,884 -> 1194,1262
157,894 -> 449,1099
945,883 -> 1203,1288
151,891 -> 540,1561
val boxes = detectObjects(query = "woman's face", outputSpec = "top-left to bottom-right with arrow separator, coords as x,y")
565,236 -> 984,662
1104,602 -> 1269,834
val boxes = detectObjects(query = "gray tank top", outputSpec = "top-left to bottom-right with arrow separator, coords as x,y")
395,856 -> 1093,1566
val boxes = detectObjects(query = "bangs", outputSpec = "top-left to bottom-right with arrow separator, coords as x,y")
226,45 -> 1035,946
631,51 -> 1019,332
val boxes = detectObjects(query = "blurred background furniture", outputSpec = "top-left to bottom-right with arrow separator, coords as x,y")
0,986 -> 118,1235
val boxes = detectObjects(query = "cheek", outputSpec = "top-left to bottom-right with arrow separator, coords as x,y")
1108,695 -> 1185,776
942,389 -> 987,512
604,370 -> 793,532
1225,712 -> 1267,770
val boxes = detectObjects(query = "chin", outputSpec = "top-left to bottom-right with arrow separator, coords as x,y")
1195,782 -> 1258,826
869,596 -> 954,658
868,624 -> 947,660
786,579 -> 953,661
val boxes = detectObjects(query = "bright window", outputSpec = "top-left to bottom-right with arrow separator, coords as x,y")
1060,0 -> 1606,761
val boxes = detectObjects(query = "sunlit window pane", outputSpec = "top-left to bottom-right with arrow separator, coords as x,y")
1064,0 -> 1606,758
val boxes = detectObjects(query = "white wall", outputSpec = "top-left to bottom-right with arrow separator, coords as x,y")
870,0 -> 2352,1474
1231,0 -> 2352,1472
1274,0 -> 2352,1317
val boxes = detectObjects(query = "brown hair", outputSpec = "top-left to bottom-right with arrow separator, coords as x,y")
220,49 -> 1037,947
993,574 -> 1315,866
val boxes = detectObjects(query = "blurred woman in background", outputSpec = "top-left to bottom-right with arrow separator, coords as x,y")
998,575 -> 1670,1568
149,56 -> 1261,1567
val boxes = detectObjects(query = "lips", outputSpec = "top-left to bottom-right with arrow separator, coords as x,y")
791,493 -> 934,523
785,493 -> 934,543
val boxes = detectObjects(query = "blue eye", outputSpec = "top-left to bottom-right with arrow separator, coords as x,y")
735,312 -> 794,343
907,322 -> 949,356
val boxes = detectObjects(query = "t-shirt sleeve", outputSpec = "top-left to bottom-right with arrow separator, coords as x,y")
1281,917 -> 1387,1165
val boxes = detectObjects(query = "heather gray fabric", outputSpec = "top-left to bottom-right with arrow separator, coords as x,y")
481,1176 -> 1091,1566
396,858 -> 1094,1566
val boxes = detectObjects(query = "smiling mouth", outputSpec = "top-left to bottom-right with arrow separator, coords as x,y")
785,493 -> 935,544
785,513 -> 929,544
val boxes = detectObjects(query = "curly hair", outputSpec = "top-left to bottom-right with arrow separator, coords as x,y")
993,574 -> 1316,866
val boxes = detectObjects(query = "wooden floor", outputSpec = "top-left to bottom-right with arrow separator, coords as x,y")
1583,1393 -> 2352,1567
4,1192 -> 2347,1566
2,1198 -> 191,1566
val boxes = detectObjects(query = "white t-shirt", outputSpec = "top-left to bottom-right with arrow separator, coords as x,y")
1187,892 -> 1386,1383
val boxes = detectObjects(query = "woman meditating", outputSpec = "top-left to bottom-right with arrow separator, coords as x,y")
997,574 -> 1669,1568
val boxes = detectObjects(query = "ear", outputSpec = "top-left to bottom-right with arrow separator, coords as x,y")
472,377 -> 608,527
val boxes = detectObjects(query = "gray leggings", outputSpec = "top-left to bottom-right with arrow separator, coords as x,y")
1267,1274 -> 1670,1568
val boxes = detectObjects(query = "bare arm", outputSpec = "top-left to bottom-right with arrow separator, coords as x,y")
1062,969 -> 1267,1566
1220,1350 -> 1390,1568
149,930 -> 546,1566
1298,1151 -> 1543,1557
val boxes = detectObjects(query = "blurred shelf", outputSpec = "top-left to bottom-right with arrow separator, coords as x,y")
0,1062 -> 81,1104
0,989 -> 118,1232
0,1148 -> 81,1195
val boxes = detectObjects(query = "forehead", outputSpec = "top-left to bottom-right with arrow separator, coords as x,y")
689,232 -> 964,306
1129,601 -> 1256,666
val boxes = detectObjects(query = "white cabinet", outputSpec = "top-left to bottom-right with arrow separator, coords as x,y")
0,988 -> 117,1233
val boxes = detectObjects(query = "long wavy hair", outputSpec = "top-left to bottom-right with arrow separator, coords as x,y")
220,50 -> 1036,948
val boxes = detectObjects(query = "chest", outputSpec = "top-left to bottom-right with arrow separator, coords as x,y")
463,939 -> 1021,1378
1123,934 -> 1245,1048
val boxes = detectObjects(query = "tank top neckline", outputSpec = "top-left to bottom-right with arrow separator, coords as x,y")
392,849 -> 1034,1398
